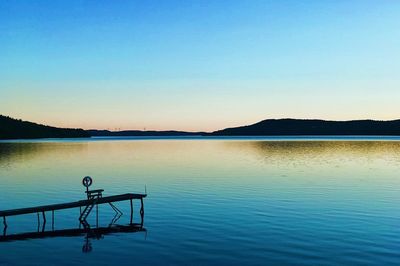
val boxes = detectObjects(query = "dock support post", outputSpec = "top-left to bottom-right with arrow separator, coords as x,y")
52,210 -> 54,231
79,207 -> 82,229
96,204 -> 99,228
37,212 -> 40,232
3,216 -> 7,236
130,199 -> 133,224
140,198 -> 144,226
140,198 -> 144,216
42,211 -> 46,232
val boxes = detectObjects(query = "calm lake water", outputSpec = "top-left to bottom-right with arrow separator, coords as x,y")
0,137 -> 399,265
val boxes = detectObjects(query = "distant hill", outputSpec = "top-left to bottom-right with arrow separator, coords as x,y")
209,119 -> 400,136
0,115 -> 90,139
88,129 -> 204,137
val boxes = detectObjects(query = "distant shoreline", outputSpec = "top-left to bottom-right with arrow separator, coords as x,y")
1,135 -> 400,143
2,115 -> 400,140
90,118 -> 400,138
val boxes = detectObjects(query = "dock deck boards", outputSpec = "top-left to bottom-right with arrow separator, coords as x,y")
0,193 -> 146,217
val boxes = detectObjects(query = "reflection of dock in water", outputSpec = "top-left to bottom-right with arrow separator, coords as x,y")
0,223 -> 146,242
0,224 -> 147,253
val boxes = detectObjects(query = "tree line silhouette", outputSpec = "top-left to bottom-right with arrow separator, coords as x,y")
209,119 -> 400,136
1,115 -> 400,140
0,115 -> 89,139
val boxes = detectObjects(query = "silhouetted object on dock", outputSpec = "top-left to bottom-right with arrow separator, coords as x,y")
79,176 -> 106,229
0,176 -> 146,236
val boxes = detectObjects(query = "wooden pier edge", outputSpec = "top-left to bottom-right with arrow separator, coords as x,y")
0,193 -> 146,217
0,192 -> 146,233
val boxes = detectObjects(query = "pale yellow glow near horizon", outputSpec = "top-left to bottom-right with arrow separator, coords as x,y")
3,110 -> 400,132
2,79 -> 399,131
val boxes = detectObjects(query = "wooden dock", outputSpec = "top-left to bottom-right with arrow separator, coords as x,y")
0,193 -> 145,217
1,192 -> 146,233
0,176 -> 147,237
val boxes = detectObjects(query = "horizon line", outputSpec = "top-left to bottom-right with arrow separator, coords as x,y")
3,114 -> 400,133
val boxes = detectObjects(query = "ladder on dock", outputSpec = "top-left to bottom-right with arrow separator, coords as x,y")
79,198 -> 98,229
79,182 -> 104,229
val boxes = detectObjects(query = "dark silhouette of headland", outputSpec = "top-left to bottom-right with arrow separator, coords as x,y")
0,115 -> 89,139
209,118 -> 400,136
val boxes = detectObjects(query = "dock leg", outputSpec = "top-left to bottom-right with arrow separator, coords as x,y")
79,207 -> 82,229
3,216 -> 7,236
140,198 -> 144,216
130,199 -> 133,224
140,198 -> 144,226
42,211 -> 46,232
96,204 -> 99,228
52,210 -> 54,231
37,212 -> 40,232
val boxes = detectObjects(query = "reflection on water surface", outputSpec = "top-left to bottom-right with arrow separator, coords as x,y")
0,139 -> 399,265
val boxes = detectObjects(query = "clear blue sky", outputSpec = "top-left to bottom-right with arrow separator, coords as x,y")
1,0 -> 399,131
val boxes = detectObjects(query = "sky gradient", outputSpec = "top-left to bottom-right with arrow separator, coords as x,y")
1,0 -> 400,131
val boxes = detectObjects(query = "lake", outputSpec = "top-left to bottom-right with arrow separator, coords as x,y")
0,137 -> 399,265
